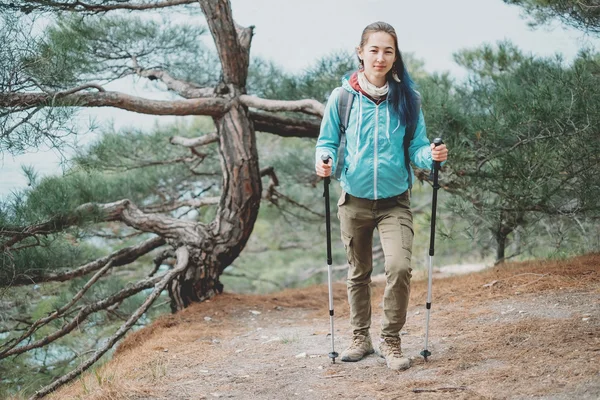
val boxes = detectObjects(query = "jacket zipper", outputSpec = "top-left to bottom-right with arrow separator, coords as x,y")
374,104 -> 379,200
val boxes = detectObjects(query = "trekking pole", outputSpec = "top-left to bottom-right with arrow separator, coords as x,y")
321,154 -> 339,364
421,137 -> 444,362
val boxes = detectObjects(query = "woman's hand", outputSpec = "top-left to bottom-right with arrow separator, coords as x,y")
431,143 -> 448,162
315,159 -> 332,177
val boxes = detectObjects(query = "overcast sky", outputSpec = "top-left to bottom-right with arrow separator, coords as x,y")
1,0 -> 597,197
230,0 -> 595,76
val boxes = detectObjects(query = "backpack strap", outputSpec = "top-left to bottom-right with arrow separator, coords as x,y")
403,95 -> 422,190
334,89 -> 354,180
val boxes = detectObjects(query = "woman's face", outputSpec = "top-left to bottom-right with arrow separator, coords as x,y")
357,31 -> 397,86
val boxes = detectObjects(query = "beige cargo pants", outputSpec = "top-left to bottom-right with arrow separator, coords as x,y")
337,190 -> 413,338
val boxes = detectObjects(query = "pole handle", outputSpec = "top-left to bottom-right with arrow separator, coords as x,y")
432,138 -> 444,171
321,154 -> 331,185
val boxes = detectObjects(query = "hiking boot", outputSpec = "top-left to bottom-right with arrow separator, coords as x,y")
377,336 -> 411,370
340,333 -> 375,362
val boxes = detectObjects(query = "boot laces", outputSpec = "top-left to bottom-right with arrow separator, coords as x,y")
384,337 -> 402,357
350,334 -> 368,349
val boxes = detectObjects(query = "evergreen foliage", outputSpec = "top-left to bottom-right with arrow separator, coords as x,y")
504,0 -> 600,34
29,15 -> 214,87
424,42 -> 600,261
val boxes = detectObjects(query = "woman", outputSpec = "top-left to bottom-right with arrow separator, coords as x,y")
315,21 -> 448,371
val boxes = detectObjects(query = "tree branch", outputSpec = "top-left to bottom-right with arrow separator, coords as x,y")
2,93 -> 325,142
477,132 -> 566,172
198,0 -> 252,86
0,269 -> 171,360
170,132 -> 219,148
133,62 -> 214,99
4,0 -> 198,14
5,236 -> 166,287
240,95 -> 324,117
2,199 -> 207,247
250,110 -> 321,138
1,260 -> 116,356
412,386 -> 468,393
260,166 -> 279,202
0,91 -> 229,116
141,196 -> 220,214
150,248 -> 175,277
30,246 -> 190,399
56,83 -> 105,95
0,107 -> 43,141
268,188 -> 324,218
100,156 -> 197,172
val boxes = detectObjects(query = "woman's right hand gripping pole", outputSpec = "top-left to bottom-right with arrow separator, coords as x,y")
316,155 -> 332,178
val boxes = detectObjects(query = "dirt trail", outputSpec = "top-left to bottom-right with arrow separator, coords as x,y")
50,254 -> 599,400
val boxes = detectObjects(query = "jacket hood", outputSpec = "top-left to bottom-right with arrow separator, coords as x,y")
341,74 -> 358,95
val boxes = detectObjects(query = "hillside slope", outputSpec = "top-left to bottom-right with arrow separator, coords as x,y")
48,254 -> 599,400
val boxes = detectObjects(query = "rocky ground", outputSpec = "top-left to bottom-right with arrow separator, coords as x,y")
47,254 -> 599,400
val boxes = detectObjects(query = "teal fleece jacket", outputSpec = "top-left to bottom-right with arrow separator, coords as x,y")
315,77 -> 434,200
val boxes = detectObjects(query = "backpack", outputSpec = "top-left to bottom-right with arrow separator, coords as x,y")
334,89 -> 420,190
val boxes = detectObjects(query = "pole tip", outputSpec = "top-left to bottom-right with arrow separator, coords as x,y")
420,349 -> 431,360
329,351 -> 339,363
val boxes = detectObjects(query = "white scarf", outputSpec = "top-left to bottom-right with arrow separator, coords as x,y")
357,71 -> 389,99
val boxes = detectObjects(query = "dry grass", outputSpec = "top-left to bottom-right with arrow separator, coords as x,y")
45,253 -> 599,400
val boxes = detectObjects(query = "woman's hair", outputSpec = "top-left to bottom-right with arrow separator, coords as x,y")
359,21 -> 420,127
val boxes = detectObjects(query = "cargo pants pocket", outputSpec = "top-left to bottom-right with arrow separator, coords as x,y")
341,230 -> 354,265
399,220 -> 414,253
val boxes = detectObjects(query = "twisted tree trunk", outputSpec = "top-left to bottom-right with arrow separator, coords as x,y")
168,101 -> 261,310
168,0 -> 261,311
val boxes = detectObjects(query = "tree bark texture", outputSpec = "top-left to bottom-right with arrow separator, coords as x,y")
167,0 -> 261,310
